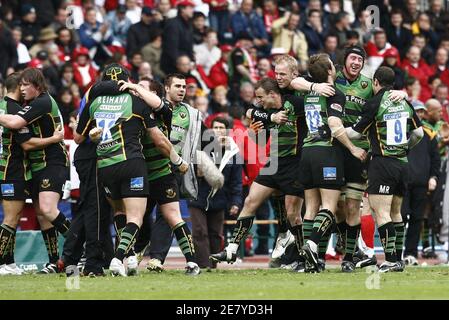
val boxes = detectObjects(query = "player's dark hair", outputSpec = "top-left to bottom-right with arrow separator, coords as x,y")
5,72 -> 22,92
255,77 -> 281,95
308,53 -> 332,83
373,66 -> 395,88
20,67 -> 48,92
148,79 -> 165,98
164,73 -> 186,87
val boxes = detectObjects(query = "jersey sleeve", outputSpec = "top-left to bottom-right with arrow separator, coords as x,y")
352,97 -> 378,134
326,90 -> 345,119
133,97 -> 157,129
13,126 -> 33,145
17,95 -> 51,124
154,98 -> 173,129
76,96 -> 93,136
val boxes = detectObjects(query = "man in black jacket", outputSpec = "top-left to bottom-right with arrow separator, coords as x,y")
401,101 -> 440,265
126,7 -> 161,58
160,1 -> 195,75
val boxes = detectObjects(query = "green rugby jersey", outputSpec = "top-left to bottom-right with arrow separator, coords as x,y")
302,88 -> 346,148
335,71 -> 373,149
142,98 -> 173,181
0,97 -> 32,181
170,102 -> 190,155
353,88 -> 421,162
77,92 -> 157,168
17,92 -> 69,172
422,119 -> 447,159
267,94 -> 306,158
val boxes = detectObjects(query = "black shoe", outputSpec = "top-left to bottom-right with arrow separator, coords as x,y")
394,260 -> 405,272
299,243 -> 319,271
341,260 -> 356,273
38,263 -> 59,274
352,248 -> 365,265
317,258 -> 326,272
304,261 -> 319,273
355,254 -> 377,268
291,261 -> 306,273
209,250 -> 237,264
378,261 -> 400,273
422,247 -> 438,259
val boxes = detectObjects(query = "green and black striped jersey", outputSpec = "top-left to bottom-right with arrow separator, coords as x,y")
17,92 -> 69,172
0,97 -> 32,181
77,92 -> 157,168
303,88 -> 346,148
267,94 -> 306,158
353,88 -> 422,162
335,70 -> 373,149
142,98 -> 173,181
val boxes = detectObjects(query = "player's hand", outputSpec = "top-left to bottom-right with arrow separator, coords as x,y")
229,205 -> 239,216
89,127 -> 103,142
351,146 -> 367,162
249,120 -> 264,133
388,90 -> 408,102
177,159 -> 189,175
271,110 -> 288,124
428,177 -> 437,192
52,125 -> 64,142
314,83 -> 335,97
118,80 -> 138,92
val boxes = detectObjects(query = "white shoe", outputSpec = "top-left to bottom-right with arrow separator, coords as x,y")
0,264 -> 7,276
404,255 -> 419,266
109,258 -> 127,277
127,255 -> 138,276
146,258 -> 164,272
1,263 -> 24,275
271,231 -> 295,259
185,262 -> 201,276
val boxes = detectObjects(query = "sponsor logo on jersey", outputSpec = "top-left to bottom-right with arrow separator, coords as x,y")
1,184 -> 14,196
330,103 -> 343,112
323,167 -> 337,180
130,177 -> 144,190
17,105 -> 32,115
18,127 -> 30,133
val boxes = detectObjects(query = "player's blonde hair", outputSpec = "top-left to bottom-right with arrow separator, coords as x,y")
273,54 -> 299,75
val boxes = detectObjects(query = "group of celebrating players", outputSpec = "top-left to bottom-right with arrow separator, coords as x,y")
0,44 -> 424,276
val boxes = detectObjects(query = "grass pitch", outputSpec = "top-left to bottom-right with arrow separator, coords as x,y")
1,267 -> 449,300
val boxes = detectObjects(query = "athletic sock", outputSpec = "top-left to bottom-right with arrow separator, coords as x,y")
421,219 -> 430,248
343,224 -> 361,261
272,195 -> 288,233
41,227 -> 59,264
394,221 -> 405,261
302,219 -> 314,242
336,221 -> 348,254
378,222 -> 397,263
115,222 -> 139,261
289,224 -> 304,254
318,232 -> 331,259
173,222 -> 195,263
230,216 -> 254,244
0,224 -> 15,265
309,209 -> 335,246
361,214 -> 375,249
51,212 -> 71,237
113,214 -> 127,249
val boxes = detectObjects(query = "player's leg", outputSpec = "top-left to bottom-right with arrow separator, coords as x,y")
270,193 -> 294,261
403,186 -> 426,265
210,182 -> 274,263
36,209 -> 60,274
161,202 -> 199,275
357,194 -> 376,265
0,199 -> 24,275
391,195 -> 405,270
369,194 -> 398,272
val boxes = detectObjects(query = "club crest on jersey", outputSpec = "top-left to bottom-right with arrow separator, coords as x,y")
166,188 -> 176,199
41,179 -> 51,189
179,112 -> 187,119
361,81 -> 368,89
